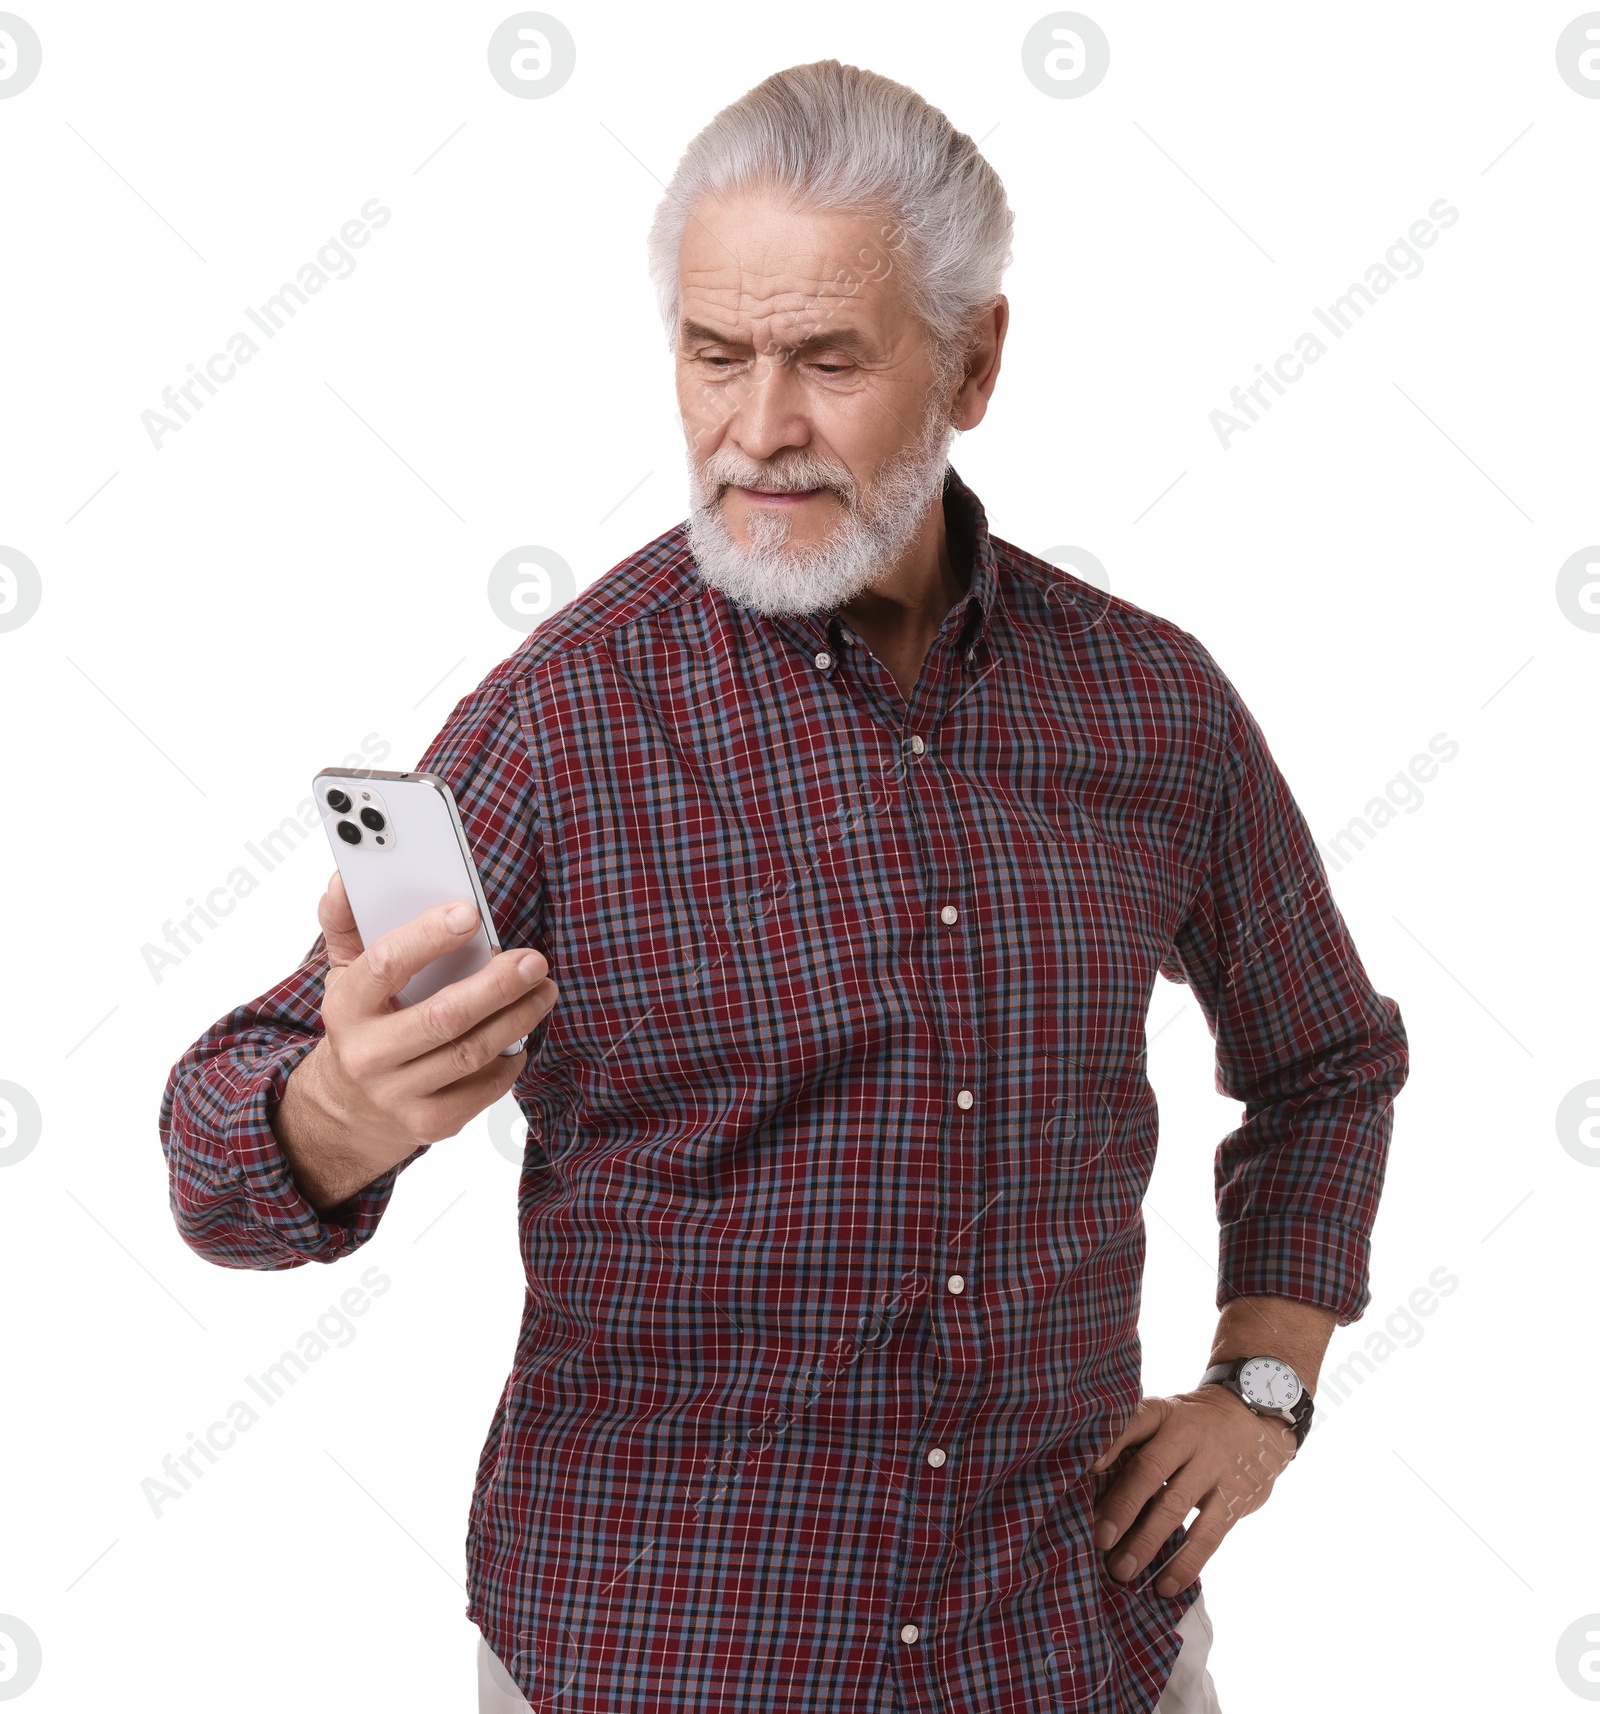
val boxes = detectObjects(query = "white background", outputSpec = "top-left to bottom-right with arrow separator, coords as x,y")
2,1 -> 1596,1708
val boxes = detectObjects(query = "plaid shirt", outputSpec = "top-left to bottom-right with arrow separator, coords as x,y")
160,465 -> 1408,1713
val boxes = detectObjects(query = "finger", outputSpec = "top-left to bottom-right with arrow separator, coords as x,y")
1152,1490 -> 1235,1596
1103,1468 -> 1209,1581
390,1041 -> 530,1146
395,969 -> 559,1096
375,946 -> 554,1073
1093,1412 -> 1184,1550
317,870 -> 366,969
1090,1396 -> 1162,1472
333,900 -> 487,1021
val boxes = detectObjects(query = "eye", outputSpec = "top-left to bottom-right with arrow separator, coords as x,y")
810,362 -> 852,376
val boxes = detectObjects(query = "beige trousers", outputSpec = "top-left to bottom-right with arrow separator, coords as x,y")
477,1588 -> 1220,1712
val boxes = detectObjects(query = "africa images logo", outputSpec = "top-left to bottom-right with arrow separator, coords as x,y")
140,199 -> 392,451
1209,199 -> 1461,450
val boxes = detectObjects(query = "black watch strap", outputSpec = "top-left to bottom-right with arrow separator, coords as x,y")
1199,1357 -> 1315,1449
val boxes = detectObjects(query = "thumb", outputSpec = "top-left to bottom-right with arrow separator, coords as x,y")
317,870 -> 365,971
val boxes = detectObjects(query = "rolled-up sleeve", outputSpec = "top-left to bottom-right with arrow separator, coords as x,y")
157,938 -> 419,1269
159,661 -> 548,1271
1158,649 -> 1409,1325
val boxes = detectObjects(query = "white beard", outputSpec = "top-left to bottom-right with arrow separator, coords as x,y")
684,400 -> 957,618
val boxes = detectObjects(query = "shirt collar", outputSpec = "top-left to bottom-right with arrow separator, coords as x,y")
740,462 -> 1000,673
935,462 -> 998,663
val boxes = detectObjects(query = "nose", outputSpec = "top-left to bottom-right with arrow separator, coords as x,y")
725,353 -> 812,469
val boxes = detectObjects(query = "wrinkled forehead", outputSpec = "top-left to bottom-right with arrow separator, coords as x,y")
676,189 -> 910,350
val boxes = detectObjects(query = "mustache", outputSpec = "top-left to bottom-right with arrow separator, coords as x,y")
701,463 -> 852,498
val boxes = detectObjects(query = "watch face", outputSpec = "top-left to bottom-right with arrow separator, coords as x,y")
1238,1356 -> 1302,1411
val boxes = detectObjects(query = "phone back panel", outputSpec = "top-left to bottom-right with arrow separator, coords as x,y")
313,770 -> 500,1009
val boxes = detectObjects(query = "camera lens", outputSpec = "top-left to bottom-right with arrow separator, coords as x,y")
336,820 -> 361,845
326,788 -> 352,813
359,807 -> 385,832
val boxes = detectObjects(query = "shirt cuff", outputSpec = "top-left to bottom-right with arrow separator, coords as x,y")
214,1037 -> 417,1265
1216,1212 -> 1373,1327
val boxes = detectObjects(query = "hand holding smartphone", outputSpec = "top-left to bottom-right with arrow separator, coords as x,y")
274,768 -> 558,1213
314,767 -> 531,1056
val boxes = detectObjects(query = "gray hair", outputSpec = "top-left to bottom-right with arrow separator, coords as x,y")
646,59 -> 1013,387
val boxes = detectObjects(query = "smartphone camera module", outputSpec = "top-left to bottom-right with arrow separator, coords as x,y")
322,781 -> 396,850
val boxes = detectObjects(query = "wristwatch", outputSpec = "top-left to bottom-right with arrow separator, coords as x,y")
1198,1356 -> 1314,1450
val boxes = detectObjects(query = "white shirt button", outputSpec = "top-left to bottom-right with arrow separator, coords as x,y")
926,1447 -> 947,1467
814,651 -> 833,671
956,1089 -> 974,1110
947,1274 -> 965,1294
900,1624 -> 920,1644
940,905 -> 959,925
909,735 -> 925,755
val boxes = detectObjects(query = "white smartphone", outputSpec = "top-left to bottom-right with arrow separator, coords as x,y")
312,766 -> 527,1057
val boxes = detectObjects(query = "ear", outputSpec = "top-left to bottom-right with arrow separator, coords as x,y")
951,296 -> 1009,432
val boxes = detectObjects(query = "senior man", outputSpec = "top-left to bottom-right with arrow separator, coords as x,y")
161,59 -> 1408,1714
